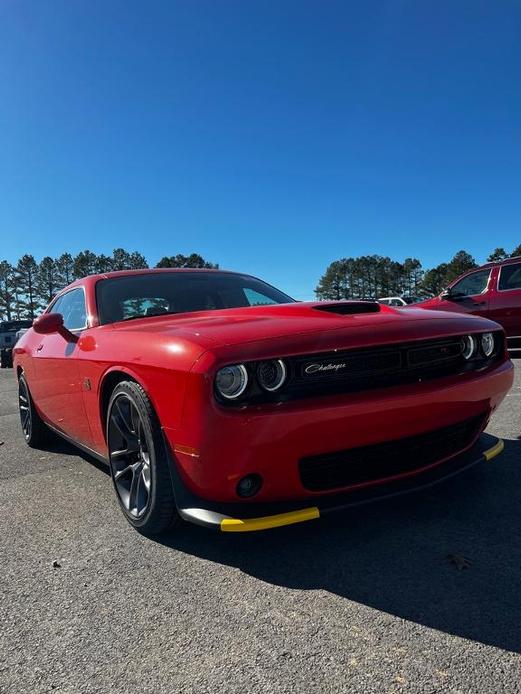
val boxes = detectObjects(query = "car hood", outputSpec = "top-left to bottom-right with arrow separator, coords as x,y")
111,301 -> 501,358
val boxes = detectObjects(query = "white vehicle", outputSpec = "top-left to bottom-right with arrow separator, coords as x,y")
0,320 -> 32,368
378,296 -> 425,307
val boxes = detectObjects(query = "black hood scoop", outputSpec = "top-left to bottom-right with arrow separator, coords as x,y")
313,301 -> 381,315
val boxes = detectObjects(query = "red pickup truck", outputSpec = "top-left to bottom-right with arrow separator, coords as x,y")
415,256 -> 521,352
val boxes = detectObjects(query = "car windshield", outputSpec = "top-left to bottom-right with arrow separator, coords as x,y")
96,272 -> 295,325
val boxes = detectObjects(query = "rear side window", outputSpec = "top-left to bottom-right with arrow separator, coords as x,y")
49,288 -> 87,330
499,263 -> 521,291
451,270 -> 491,297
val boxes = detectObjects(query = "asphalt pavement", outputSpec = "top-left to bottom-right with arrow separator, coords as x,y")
1,362 -> 520,693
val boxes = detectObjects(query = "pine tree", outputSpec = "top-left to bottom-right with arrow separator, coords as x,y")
73,250 -> 98,278
55,253 -> 74,286
16,254 -> 39,319
487,248 -> 508,262
36,256 -> 60,306
0,261 -> 15,321
128,251 -> 148,269
111,248 -> 132,270
155,253 -> 217,269
95,254 -> 113,273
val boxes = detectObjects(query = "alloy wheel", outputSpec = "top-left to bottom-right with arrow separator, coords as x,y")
108,394 -> 152,518
19,379 -> 32,441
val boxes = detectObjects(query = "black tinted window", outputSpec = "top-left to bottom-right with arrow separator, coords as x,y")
96,272 -> 294,324
50,288 -> 87,330
451,270 -> 490,297
499,263 -> 521,291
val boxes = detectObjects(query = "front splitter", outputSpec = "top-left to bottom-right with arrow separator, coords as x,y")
166,433 -> 504,532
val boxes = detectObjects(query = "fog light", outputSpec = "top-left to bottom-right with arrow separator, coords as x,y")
236,474 -> 262,498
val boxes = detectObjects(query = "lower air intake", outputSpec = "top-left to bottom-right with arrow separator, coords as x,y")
299,414 -> 486,492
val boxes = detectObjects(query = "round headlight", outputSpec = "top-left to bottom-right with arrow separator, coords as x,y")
461,335 -> 477,360
481,332 -> 495,357
215,364 -> 248,399
257,359 -> 287,391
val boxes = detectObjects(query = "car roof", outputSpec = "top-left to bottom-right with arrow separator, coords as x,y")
480,255 -> 521,269
64,268 -> 245,290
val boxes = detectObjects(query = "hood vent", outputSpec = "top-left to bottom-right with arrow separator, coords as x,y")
313,301 -> 381,315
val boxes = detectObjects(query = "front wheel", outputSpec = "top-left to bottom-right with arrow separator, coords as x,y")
107,381 -> 179,535
18,374 -> 49,447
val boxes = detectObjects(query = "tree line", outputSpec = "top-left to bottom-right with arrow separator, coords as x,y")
315,245 -> 521,301
2,243 -> 520,320
0,250 -> 217,321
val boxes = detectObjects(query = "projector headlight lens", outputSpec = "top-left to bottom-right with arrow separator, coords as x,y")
257,359 -> 287,391
481,332 -> 495,358
461,335 -> 477,360
215,364 -> 248,399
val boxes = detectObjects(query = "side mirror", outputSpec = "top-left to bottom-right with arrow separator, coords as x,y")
33,313 -> 64,334
33,313 -> 79,342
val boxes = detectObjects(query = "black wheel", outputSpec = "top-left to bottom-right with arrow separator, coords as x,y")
19,374 -> 48,447
107,381 -> 179,535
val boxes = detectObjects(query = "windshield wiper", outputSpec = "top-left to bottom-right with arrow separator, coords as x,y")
121,311 -> 178,322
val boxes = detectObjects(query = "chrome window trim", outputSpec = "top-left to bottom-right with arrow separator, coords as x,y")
46,286 -> 89,331
497,262 -> 521,293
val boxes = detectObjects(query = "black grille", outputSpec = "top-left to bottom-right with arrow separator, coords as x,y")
285,333 -> 503,401
215,331 -> 504,406
299,414 -> 486,492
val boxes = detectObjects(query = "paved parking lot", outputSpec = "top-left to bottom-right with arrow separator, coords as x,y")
1,362 -> 520,693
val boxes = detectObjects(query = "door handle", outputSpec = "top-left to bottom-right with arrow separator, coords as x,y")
472,301 -> 486,307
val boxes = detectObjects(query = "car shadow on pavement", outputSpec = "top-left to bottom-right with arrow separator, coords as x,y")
42,436 -> 110,476
154,438 -> 521,654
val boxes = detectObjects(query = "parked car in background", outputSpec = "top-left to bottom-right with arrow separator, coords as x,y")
13,269 -> 513,536
0,319 -> 33,368
414,256 -> 521,352
378,296 -> 426,306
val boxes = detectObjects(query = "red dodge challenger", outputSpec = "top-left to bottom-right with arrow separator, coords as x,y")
13,269 -> 514,535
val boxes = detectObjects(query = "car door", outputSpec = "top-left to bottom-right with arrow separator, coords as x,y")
438,268 -> 493,317
30,287 -> 93,444
488,261 -> 521,337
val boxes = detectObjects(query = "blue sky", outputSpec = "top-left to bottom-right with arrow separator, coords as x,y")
0,1 -> 520,300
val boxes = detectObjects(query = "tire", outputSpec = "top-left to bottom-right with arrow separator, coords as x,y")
18,374 -> 49,448
106,380 -> 179,535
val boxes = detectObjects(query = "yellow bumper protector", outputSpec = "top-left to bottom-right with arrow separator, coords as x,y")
483,438 -> 504,461
220,506 -> 320,533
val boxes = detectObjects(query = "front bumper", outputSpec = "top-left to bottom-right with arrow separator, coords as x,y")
166,359 -> 514,502
168,433 -> 504,532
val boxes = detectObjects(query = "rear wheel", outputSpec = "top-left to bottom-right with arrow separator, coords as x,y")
19,374 -> 48,447
107,381 -> 179,535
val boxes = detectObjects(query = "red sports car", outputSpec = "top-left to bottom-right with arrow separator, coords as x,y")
13,269 -> 514,535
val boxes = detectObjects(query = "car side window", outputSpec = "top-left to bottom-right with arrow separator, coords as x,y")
499,263 -> 521,291
243,288 -> 278,306
450,270 -> 491,297
49,288 -> 87,330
